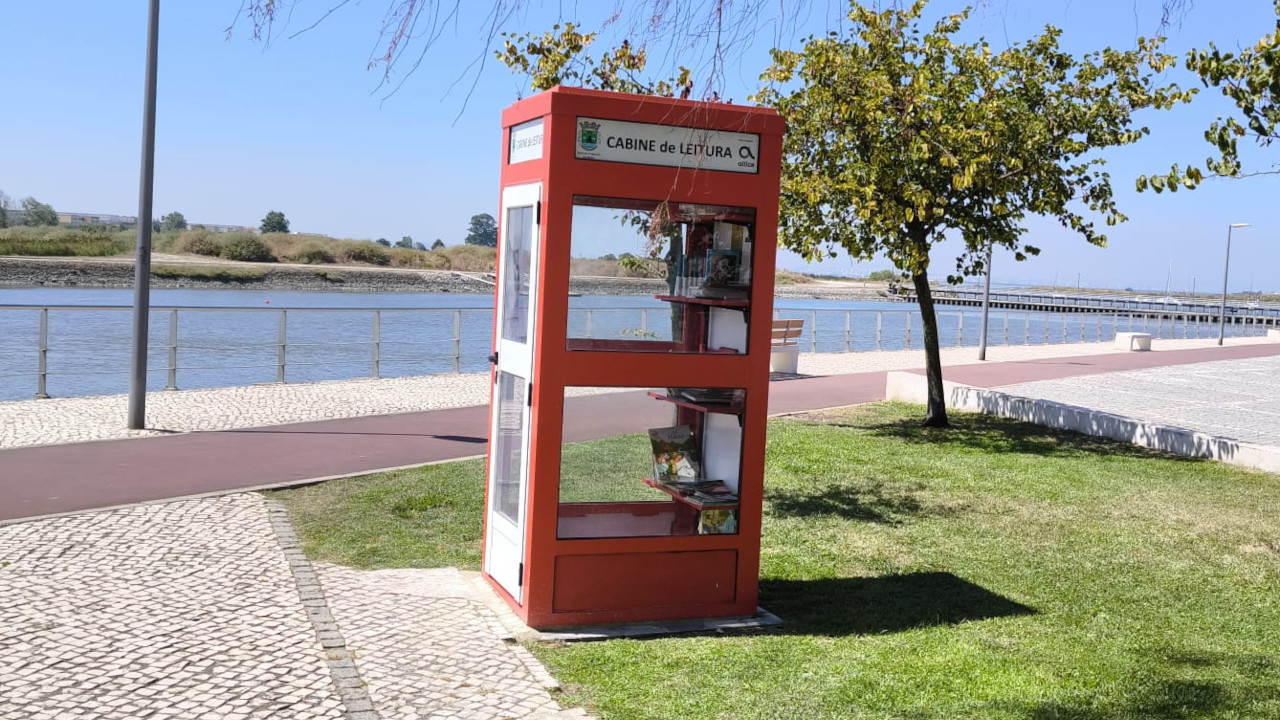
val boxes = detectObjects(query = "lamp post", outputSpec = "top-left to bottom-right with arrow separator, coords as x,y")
128,0 -> 161,429
977,243 -> 993,361
1217,223 -> 1250,346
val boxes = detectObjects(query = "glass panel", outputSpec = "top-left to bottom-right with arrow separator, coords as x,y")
567,196 -> 755,354
491,371 -> 526,524
556,385 -> 742,539
502,205 -> 534,344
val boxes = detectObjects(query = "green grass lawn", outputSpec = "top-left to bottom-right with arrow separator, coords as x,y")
268,403 -> 1280,720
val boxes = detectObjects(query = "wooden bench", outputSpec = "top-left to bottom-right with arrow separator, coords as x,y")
1114,331 -> 1152,351
770,318 -> 804,373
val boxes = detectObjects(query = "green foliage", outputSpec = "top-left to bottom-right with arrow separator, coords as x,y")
219,233 -> 276,262
259,210 -> 289,234
753,0 -> 1191,423
464,213 -> 498,247
337,240 -> 391,266
159,211 -> 188,232
868,269 -> 897,282
0,190 -> 12,228
1139,1 -> 1280,191
0,226 -> 131,256
291,241 -> 336,264
431,238 -> 445,250
495,24 -> 691,96
395,235 -> 414,249
174,229 -> 223,256
375,238 -> 390,247
20,197 -> 58,227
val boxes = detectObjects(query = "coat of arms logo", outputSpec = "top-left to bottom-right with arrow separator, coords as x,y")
578,120 -> 600,151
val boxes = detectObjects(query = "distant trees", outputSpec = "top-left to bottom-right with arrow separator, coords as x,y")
20,197 -> 58,227
464,213 -> 497,247
431,238 -> 445,250
260,210 -> 289,234
375,238 -> 391,247
160,211 -> 188,232
0,190 -> 11,227
413,242 -> 427,251
395,235 -> 414,249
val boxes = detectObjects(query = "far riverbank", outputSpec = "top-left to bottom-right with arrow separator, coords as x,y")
0,256 -> 891,300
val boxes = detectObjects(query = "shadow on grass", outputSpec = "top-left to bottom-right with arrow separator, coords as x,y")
1004,650 -> 1280,719
767,481 -> 926,524
760,572 -> 1034,636
847,413 -> 1207,463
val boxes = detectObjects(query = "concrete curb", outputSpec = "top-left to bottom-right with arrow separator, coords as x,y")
885,371 -> 1280,474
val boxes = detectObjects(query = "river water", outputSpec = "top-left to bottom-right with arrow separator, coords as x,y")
0,286 -> 1246,401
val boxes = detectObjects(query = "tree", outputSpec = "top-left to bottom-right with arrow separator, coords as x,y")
0,190 -> 11,228
20,197 -> 58,227
414,242 -> 427,251
1139,0 -> 1280,191
376,238 -> 391,247
464,213 -> 498,247
395,235 -> 414,249
260,210 -> 289,234
754,0 -> 1191,426
160,211 -> 188,232
431,238 -> 445,250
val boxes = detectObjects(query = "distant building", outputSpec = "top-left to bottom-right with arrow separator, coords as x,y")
58,212 -> 138,228
193,223 -> 257,234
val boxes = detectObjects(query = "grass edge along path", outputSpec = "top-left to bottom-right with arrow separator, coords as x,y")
268,402 -> 1280,720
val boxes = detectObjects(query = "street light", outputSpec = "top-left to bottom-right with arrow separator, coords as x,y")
1218,223 -> 1251,346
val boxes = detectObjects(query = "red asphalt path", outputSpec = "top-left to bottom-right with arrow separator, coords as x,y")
3,342 -> 1278,523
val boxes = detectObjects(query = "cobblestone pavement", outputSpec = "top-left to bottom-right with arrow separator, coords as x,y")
0,495 -> 344,720
998,355 -> 1280,447
0,495 -> 587,720
3,335 -> 1274,450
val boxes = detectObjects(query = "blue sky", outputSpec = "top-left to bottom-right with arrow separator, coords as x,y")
1,0 -> 1276,293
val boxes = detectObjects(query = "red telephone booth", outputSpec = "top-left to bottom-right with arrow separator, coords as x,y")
482,86 -> 783,628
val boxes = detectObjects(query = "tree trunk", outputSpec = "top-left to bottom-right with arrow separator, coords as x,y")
911,268 -> 950,428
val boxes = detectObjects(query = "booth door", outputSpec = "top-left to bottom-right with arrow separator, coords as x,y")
484,182 -> 541,603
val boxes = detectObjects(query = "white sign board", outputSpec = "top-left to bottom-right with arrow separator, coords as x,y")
574,117 -> 759,174
508,118 -> 544,164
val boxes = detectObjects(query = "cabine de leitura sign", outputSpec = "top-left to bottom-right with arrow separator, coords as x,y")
575,117 -> 760,174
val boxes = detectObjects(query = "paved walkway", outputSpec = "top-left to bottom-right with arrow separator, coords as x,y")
0,494 -> 585,720
998,355 -> 1280,447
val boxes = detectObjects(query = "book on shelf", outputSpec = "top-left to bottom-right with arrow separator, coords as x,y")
698,508 -> 738,535
676,387 -> 744,406
648,425 -> 702,482
648,476 -> 738,505
694,284 -> 749,301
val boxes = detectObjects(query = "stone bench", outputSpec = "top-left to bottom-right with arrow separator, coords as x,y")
1114,331 -> 1152,351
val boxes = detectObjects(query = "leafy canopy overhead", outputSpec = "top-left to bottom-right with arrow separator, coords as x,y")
754,0 -> 1193,282
1139,0 -> 1280,191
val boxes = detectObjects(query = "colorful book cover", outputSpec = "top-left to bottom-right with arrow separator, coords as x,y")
649,425 -> 702,482
698,509 -> 738,535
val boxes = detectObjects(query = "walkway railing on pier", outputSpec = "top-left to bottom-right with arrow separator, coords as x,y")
0,304 -> 1272,401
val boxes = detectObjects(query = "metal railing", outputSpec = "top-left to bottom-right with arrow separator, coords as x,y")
0,304 -> 1273,400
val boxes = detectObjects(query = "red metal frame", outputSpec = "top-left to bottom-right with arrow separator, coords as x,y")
484,86 -> 783,628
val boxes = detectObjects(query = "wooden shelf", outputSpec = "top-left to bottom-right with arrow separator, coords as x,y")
642,478 -> 740,511
647,391 -> 744,415
654,294 -> 749,309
